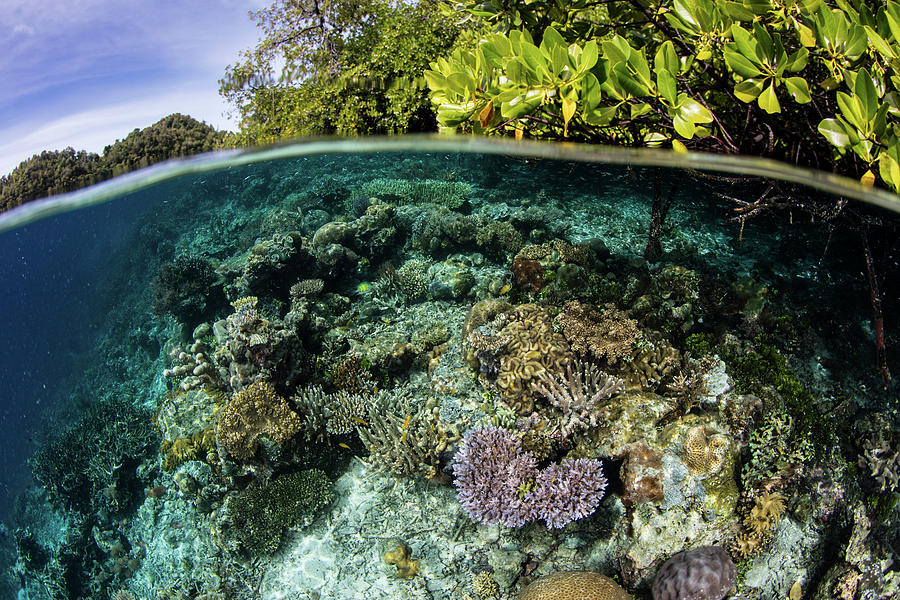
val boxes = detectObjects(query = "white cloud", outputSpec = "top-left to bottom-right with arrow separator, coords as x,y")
0,87 -> 238,175
12,24 -> 34,35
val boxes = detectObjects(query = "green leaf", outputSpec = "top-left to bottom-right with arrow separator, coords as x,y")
612,63 -> 651,97
520,42 -> 549,80
540,27 -> 566,56
582,72 -> 602,111
580,41 -> 599,72
818,118 -> 851,147
631,102 -> 652,118
677,95 -> 713,122
730,25 -> 760,63
655,41 -> 680,76
734,78 -> 765,102
758,81 -> 781,113
724,48 -> 763,78
785,48 -> 809,72
864,26 -> 896,58
723,1 -> 757,21
657,68 -> 677,105
837,91 -> 865,129
500,89 -> 544,118
446,72 -> 476,96
854,68 -> 878,121
673,112 -> 698,138
784,77 -> 811,103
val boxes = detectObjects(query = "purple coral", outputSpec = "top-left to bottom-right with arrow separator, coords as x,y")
652,545 -> 736,600
452,425 -> 607,528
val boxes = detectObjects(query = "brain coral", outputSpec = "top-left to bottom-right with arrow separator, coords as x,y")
519,571 -> 631,600
683,425 -> 731,477
652,546 -> 735,600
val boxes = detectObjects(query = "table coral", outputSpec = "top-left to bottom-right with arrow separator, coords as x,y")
556,301 -> 640,366
216,381 -> 303,462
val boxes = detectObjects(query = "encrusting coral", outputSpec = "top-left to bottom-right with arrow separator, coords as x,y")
216,381 -> 303,462
519,571 -> 631,600
383,541 -> 419,578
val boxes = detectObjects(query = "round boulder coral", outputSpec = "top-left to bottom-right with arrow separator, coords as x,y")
652,546 -> 735,600
519,571 -> 630,600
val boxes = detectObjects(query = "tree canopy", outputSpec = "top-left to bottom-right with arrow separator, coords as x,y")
0,114 -> 224,213
218,0 -> 462,145
426,0 -> 900,191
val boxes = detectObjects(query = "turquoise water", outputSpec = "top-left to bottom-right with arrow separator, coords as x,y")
0,140 -> 897,600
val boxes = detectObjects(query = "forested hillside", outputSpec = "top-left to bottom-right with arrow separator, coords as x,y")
0,114 -> 224,213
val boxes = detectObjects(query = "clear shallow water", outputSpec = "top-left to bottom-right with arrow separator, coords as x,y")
0,139 -> 897,600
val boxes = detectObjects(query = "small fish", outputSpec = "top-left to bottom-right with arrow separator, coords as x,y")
499,282 -> 511,295
352,416 -> 369,426
338,443 -> 352,450
401,415 -> 411,430
789,581 -> 801,600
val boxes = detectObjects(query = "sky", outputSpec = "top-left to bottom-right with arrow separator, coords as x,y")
0,0 -> 269,176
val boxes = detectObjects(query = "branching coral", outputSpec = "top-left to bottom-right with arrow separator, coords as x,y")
216,381 -> 303,462
453,425 -> 607,528
531,359 -> 624,439
859,430 -> 900,493
356,384 -> 459,479
292,384 -> 369,443
163,328 -> 221,392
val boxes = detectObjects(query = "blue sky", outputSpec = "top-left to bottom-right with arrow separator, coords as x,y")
0,0 -> 268,175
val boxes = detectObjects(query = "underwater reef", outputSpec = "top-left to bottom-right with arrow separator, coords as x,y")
3,153 -> 899,600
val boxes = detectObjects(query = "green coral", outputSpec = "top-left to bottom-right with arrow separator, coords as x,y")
226,469 -> 334,555
360,178 -> 473,209
31,399 -> 155,513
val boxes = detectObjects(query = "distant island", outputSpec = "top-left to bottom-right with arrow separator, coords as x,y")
0,113 -> 225,214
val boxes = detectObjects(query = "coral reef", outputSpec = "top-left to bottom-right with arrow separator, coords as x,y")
31,399 -> 155,513
162,324 -> 221,392
519,571 -> 631,600
682,425 -> 731,478
151,254 -> 224,326
360,177 -> 473,209
493,303 -> 572,414
531,359 -> 624,439
453,425 -> 607,528
222,469 -> 333,555
651,545 -> 735,600
859,430 -> 900,492
291,384 -> 369,442
383,541 -> 419,578
731,492 -> 786,558
216,381 -> 303,462
556,301 -> 641,366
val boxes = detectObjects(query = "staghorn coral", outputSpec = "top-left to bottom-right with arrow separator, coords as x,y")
494,304 -> 572,414
531,359 -> 624,439
556,301 -> 641,366
652,546 -> 735,600
519,571 -> 631,600
858,430 -> 900,492
356,384 -> 459,479
682,425 -> 731,478
291,384 -> 369,442
453,425 -> 607,528
216,381 -> 303,462
290,278 -> 324,298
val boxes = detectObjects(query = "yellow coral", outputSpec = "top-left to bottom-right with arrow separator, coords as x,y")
519,571 -> 631,600
383,542 -> 419,578
231,296 -> 258,310
683,425 -> 731,477
473,571 -> 500,599
495,304 -> 572,414
731,491 -> 786,558
216,381 -> 303,462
